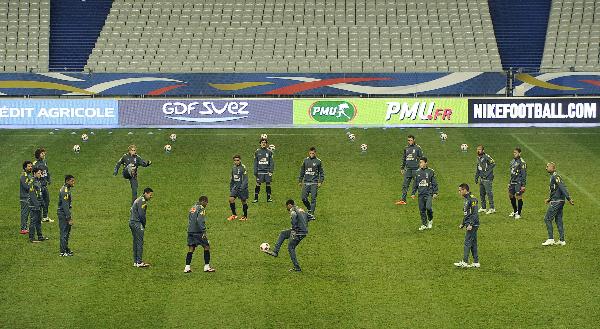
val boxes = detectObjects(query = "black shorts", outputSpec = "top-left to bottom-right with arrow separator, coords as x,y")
187,232 -> 209,247
230,187 -> 249,200
255,173 -> 272,184
508,183 -> 525,196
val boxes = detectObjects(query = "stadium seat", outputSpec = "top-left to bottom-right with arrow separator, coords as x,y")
85,0 -> 503,73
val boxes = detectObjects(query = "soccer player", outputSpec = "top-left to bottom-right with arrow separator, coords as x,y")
454,183 -> 481,268
33,148 -> 53,223
228,155 -> 249,221
542,162 -> 574,246
19,161 -> 33,234
129,187 -> 153,268
114,145 -> 152,205
508,147 -> 527,219
396,135 -> 424,205
263,200 -> 309,272
184,195 -> 215,273
28,168 -> 48,243
298,147 -> 325,217
474,145 -> 496,214
58,175 -> 75,256
253,138 -> 275,203
411,157 -> 438,231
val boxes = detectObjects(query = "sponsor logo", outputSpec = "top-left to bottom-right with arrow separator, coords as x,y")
162,101 -> 250,123
308,101 -> 357,122
385,102 -> 453,121
0,106 -> 115,118
472,102 -> 596,119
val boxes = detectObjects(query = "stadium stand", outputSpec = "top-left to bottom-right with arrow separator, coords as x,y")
0,0 -> 49,72
541,0 -> 600,71
85,0 -> 503,73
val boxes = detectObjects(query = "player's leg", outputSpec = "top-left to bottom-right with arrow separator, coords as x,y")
58,215 -> 67,255
542,204 -> 558,245
400,171 -> 413,202
241,198 -> 248,220
508,184 -> 517,217
253,175 -> 261,202
426,194 -> 434,228
516,192 -> 524,217
486,180 -> 495,211
463,230 -> 473,263
272,229 -> 291,256
29,209 -> 41,242
201,237 -> 214,272
185,244 -> 196,272
287,233 -> 304,271
228,195 -> 238,220
471,227 -> 479,265
301,185 -> 311,210
418,195 -> 427,229
65,220 -> 72,254
479,181 -> 487,210
41,187 -> 50,221
20,200 -> 30,232
265,173 -> 273,202
555,203 -> 565,243
130,178 -> 138,205
309,185 -> 318,214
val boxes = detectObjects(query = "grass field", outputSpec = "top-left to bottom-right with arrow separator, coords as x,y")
1,127 -> 599,328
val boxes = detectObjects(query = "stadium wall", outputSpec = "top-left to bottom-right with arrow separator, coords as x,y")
1,97 -> 598,129
0,72 -> 600,97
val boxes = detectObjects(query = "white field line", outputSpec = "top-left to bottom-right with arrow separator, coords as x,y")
511,133 -> 596,202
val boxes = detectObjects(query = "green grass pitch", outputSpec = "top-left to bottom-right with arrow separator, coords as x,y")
1,127 -> 599,328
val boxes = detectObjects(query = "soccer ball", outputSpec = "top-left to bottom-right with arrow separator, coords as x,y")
460,144 -> 469,152
440,132 -> 448,141
260,133 -> 268,140
360,143 -> 368,152
348,133 -> 356,141
164,144 -> 172,153
72,144 -> 80,153
260,242 -> 270,251
81,133 -> 88,142
268,144 -> 276,151
169,133 -> 177,142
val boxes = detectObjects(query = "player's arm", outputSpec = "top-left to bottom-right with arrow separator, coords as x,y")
520,161 -> 527,186
29,186 -> 41,208
60,189 -> 71,219
241,166 -> 249,189
487,155 -> 496,173
253,151 -> 259,176
138,155 -> 151,167
557,176 -> 572,202
411,172 -> 418,196
20,174 -> 29,191
269,150 -> 275,173
113,155 -> 124,175
474,162 -> 480,183
290,211 -> 298,233
46,164 -> 51,185
401,148 -> 406,171
298,161 -> 305,183
318,162 -> 325,183
137,201 -> 147,227
431,171 -> 439,195
464,198 -> 475,228
229,169 -> 235,191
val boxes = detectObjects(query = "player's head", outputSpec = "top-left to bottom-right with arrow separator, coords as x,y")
546,162 -> 556,173
458,183 -> 470,196
419,157 -> 428,169
64,174 -> 75,187
143,187 -> 154,200
23,160 -> 33,171
33,167 -> 42,178
407,135 -> 415,145
199,195 -> 208,206
260,138 -> 268,148
308,147 -> 316,158
34,148 -> 46,160
286,199 -> 295,210
513,147 -> 521,158
128,144 -> 137,155
477,145 -> 484,155
233,155 -> 241,165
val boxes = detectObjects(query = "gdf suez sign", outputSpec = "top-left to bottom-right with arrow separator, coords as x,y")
385,101 -> 453,121
469,98 -> 600,123
162,101 -> 249,115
